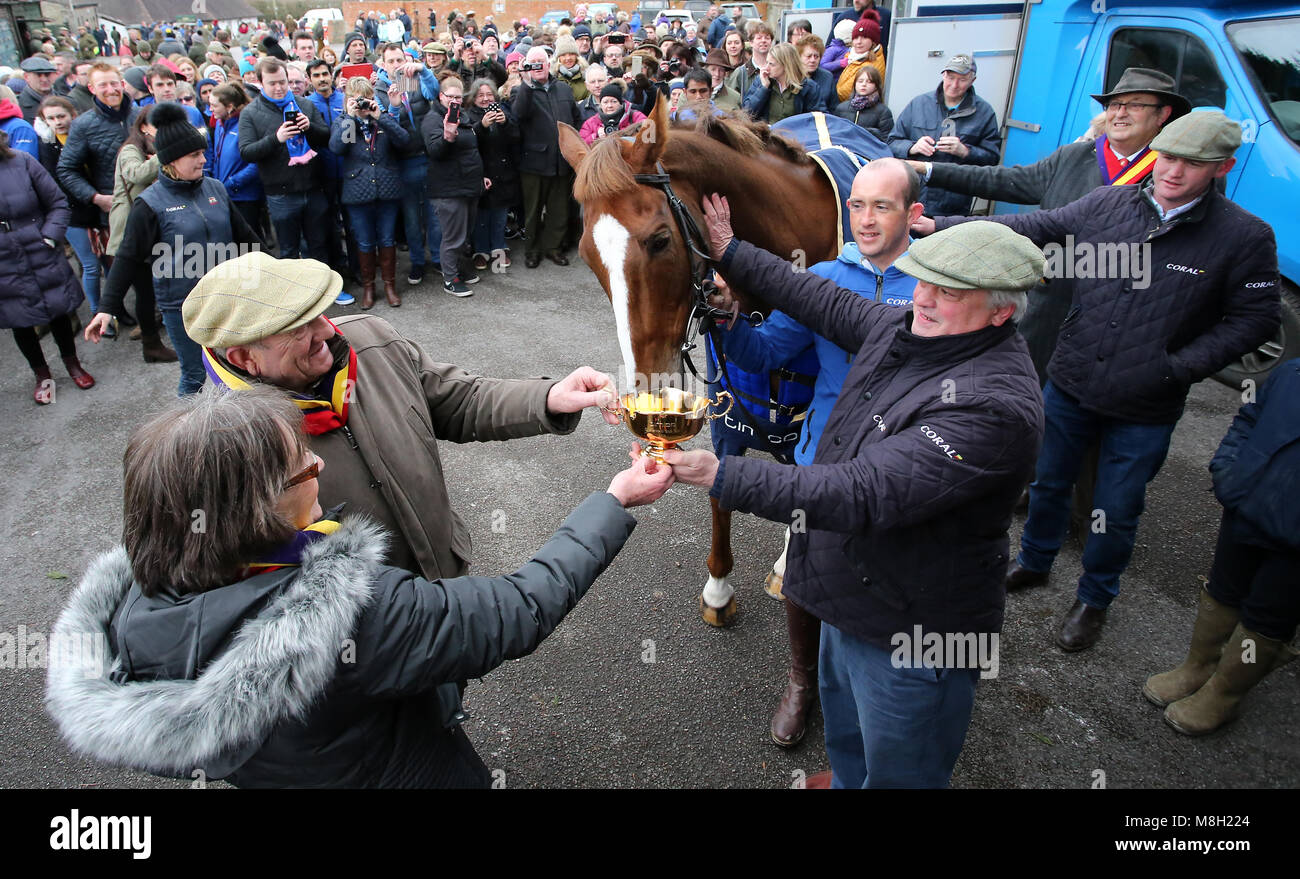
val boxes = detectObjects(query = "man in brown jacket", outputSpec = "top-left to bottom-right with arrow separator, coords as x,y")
183,252 -> 620,580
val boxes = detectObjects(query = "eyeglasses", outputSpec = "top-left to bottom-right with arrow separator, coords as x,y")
180,95 -> 195,102
1106,100 -> 1161,112
283,457 -> 320,491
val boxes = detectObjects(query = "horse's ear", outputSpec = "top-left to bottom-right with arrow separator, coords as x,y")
623,90 -> 670,171
557,122 -> 588,172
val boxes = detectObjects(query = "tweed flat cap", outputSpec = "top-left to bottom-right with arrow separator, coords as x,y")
183,252 -> 343,348
20,57 -> 57,73
1150,109 -> 1242,162
897,221 -> 1045,292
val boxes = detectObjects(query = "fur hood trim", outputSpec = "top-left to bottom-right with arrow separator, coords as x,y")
45,517 -> 389,774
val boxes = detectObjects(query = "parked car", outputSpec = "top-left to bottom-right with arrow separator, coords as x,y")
540,9 -> 572,26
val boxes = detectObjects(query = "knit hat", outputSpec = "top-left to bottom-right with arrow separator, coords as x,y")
183,252 -> 343,348
122,66 -> 148,92
555,35 -> 580,57
832,18 -> 856,43
573,24 -> 591,39
852,12 -> 881,44
150,102 -> 207,165
505,51 -> 524,66
599,82 -> 623,100
196,77 -> 217,93
239,58 -> 256,75
202,63 -> 225,80
343,31 -> 367,52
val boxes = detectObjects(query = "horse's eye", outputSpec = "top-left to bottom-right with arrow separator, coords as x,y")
647,232 -> 672,255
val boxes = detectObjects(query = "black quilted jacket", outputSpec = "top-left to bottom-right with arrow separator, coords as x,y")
939,182 -> 1280,423
710,240 -> 1044,650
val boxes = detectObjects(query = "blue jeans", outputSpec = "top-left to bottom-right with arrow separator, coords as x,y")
344,200 -> 400,252
820,623 -> 979,789
1018,381 -> 1178,609
266,191 -> 329,261
66,226 -> 104,312
399,157 -> 431,266
159,307 -> 206,396
473,205 -> 508,255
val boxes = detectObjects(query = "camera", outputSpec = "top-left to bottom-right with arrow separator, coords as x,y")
355,98 -> 376,112
608,33 -> 626,44
668,60 -> 683,75
603,120 -> 619,134
522,61 -> 545,71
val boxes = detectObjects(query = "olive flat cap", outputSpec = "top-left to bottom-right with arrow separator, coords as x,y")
1150,109 -> 1242,162
182,252 -> 343,348
897,221 -> 1045,292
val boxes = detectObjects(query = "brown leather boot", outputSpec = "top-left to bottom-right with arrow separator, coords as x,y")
140,332 -> 179,363
770,602 -> 821,748
357,250 -> 377,310
379,245 -> 400,307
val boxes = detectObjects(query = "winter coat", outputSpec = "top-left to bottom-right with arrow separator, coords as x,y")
46,493 -> 635,788
0,151 -> 83,329
719,241 -> 918,466
450,58 -> 507,91
821,39 -> 849,74
56,98 -> 139,224
106,143 -> 159,256
833,97 -> 893,142
329,113 -> 410,204
937,182 -> 1280,424
511,76 -> 581,177
711,239 -> 1043,650
464,103 -> 521,209
306,89 -> 346,179
211,314 -> 582,580
742,77 -> 820,123
17,85 -> 49,123
888,84 -> 1001,216
66,83 -> 95,114
552,63 -> 589,102
206,112 -> 263,203
712,83 -> 742,112
237,91 -> 330,195
836,49 -> 886,103
1209,358 -> 1300,552
422,102 -> 484,200
578,101 -> 647,145
806,67 -> 838,113
38,134 -> 99,228
99,172 -> 261,316
376,67 -> 440,160
926,137 -> 1108,212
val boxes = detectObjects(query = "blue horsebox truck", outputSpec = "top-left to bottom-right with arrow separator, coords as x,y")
788,0 -> 1300,385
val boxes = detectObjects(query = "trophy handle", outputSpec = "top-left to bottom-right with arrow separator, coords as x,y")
706,390 -> 733,420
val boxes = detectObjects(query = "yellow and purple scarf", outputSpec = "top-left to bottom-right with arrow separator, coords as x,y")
1097,135 -> 1157,186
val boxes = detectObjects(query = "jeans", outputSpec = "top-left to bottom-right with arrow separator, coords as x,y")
266,191 -> 330,261
344,199 -> 401,252
1018,381 -> 1178,609
159,307 -> 206,396
66,226 -> 104,313
820,623 -> 979,789
473,204 -> 508,255
399,157 -> 431,266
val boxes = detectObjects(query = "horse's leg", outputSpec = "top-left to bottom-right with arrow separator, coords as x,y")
764,527 -> 791,600
699,496 -> 739,627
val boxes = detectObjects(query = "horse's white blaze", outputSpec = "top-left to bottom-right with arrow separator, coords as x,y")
702,574 -> 735,608
591,213 -> 637,388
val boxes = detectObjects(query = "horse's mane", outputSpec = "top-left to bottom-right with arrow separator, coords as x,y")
572,111 -> 812,203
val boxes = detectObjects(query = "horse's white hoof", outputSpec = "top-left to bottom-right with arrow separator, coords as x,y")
700,594 -> 738,627
763,570 -> 786,601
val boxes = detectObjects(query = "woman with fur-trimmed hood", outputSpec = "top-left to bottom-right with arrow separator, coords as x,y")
46,385 -> 670,788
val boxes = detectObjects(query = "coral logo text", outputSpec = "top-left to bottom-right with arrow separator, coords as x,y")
919,425 -> 963,460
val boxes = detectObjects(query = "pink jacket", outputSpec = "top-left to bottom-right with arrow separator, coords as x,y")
578,103 -> 647,145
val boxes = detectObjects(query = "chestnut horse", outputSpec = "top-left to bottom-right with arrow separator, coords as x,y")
558,99 -> 840,625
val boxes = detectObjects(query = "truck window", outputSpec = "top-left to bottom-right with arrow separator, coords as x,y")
1228,17 -> 1300,146
1107,28 -> 1227,110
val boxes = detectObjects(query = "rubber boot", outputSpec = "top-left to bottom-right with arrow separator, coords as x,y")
357,250 -> 377,310
1164,623 -> 1299,736
140,332 -> 179,363
770,601 -> 821,748
379,245 -> 401,307
1143,587 -> 1240,707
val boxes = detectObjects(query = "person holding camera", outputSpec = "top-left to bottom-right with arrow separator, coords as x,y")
450,36 -> 506,91
328,78 -> 410,309
578,82 -> 646,145
424,70 -> 487,296
464,78 -> 520,273
511,46 -> 581,269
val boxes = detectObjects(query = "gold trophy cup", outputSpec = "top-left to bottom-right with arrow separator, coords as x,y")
619,387 -> 734,462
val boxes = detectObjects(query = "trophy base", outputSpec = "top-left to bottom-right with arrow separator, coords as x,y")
641,442 -> 677,463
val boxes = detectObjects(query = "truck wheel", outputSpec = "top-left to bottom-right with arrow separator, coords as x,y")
1213,283 -> 1300,390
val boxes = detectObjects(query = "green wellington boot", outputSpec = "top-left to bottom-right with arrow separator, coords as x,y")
1143,588 -> 1239,707
1164,623 -> 1299,736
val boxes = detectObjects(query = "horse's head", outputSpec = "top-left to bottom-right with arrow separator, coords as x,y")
559,97 -> 708,391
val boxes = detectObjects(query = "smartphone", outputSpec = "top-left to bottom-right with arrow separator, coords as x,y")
608,32 -> 626,44
629,54 -> 643,76
284,109 -> 300,122
488,102 -> 501,114
447,102 -> 460,126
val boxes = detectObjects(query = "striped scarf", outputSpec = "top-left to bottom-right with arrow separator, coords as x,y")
239,514 -> 342,579
1097,136 -> 1157,186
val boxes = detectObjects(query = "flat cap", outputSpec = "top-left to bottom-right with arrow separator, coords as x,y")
182,252 -> 343,348
20,56 -> 57,73
1150,109 -> 1241,162
896,221 -> 1045,292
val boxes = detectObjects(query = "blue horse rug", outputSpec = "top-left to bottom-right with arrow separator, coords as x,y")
708,112 -> 891,462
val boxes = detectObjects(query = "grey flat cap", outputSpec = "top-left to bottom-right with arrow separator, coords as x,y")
20,57 -> 57,73
1150,109 -> 1242,162
897,221 -> 1045,292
